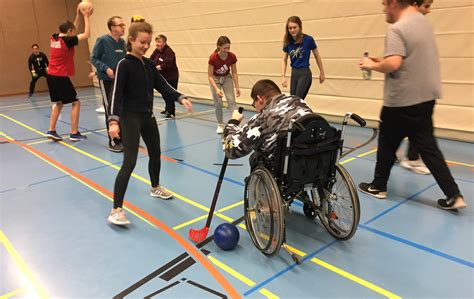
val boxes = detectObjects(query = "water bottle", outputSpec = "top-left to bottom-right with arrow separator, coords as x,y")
362,52 -> 372,80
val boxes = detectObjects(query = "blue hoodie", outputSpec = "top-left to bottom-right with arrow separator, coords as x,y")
91,34 -> 126,81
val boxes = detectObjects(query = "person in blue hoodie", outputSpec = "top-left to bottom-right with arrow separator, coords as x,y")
91,16 -> 127,152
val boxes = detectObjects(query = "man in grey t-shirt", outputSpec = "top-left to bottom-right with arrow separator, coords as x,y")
358,0 -> 465,210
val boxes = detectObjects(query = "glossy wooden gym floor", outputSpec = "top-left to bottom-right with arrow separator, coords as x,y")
1,88 -> 472,298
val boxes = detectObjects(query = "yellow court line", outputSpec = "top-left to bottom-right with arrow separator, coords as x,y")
286,245 -> 401,299
356,148 -> 378,158
208,256 -> 279,299
3,116 -> 396,298
1,128 -> 275,298
0,288 -> 26,299
173,200 -> 245,230
1,132 -> 158,228
0,231 -> 49,299
26,131 -> 94,146
446,160 -> 474,167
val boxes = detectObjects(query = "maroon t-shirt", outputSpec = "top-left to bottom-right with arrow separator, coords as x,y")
208,51 -> 237,76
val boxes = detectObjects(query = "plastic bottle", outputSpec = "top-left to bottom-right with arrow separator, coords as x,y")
362,52 -> 372,80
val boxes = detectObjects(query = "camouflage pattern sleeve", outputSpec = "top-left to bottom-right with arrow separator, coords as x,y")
223,114 -> 265,160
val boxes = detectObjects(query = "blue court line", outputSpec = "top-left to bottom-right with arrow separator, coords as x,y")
243,240 -> 339,296
178,161 -> 245,187
358,224 -> 474,268
356,156 -> 474,183
54,118 -> 110,138
364,182 -> 437,225
28,174 -> 72,187
0,188 -> 16,194
162,137 -> 221,154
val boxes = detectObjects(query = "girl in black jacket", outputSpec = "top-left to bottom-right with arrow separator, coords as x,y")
107,21 -> 192,225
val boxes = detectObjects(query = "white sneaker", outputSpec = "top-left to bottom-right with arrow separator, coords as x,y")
96,106 -> 105,113
216,124 -> 225,134
107,207 -> 130,225
150,185 -> 173,199
400,159 -> 431,175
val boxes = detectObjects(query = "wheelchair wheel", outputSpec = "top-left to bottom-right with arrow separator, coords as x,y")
318,164 -> 360,240
244,166 -> 284,256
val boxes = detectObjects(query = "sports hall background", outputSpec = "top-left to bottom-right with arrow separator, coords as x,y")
0,0 -> 472,140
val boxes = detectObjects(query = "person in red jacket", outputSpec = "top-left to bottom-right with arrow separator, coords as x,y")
150,34 -> 180,119
46,6 -> 92,142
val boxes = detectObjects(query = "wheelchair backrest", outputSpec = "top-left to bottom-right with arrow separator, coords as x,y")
278,113 -> 341,193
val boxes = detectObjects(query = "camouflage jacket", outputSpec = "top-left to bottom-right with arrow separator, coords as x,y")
223,94 -> 312,159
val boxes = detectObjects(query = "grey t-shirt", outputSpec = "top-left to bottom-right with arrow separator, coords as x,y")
384,12 -> 442,107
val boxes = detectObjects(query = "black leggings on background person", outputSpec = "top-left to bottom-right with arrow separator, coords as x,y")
29,71 -> 47,95
290,68 -> 312,99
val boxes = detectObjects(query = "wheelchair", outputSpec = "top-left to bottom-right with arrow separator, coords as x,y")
244,112 -> 366,264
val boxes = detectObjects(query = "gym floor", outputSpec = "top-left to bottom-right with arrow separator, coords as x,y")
1,88 -> 472,298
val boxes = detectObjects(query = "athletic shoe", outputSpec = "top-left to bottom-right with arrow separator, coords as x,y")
358,182 -> 387,199
216,124 -> 225,134
108,143 -> 123,153
400,159 -> 431,175
96,106 -> 105,113
46,130 -> 63,141
107,207 -> 130,225
437,195 -> 467,210
150,185 -> 173,199
69,132 -> 87,142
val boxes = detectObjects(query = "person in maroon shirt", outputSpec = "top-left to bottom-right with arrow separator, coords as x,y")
208,36 -> 240,134
46,5 -> 92,142
150,34 -> 179,119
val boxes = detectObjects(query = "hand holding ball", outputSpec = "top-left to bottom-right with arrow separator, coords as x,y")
78,1 -> 93,16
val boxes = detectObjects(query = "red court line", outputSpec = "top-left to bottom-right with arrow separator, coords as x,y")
0,137 -> 241,299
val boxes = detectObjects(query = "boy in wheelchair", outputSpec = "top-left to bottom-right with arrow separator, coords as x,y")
223,79 -> 312,166
222,80 -> 360,262
223,79 -> 338,192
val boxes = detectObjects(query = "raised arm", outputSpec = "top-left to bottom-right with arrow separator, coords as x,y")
77,11 -> 91,42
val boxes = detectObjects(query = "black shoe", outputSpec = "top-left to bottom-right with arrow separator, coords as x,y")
358,182 -> 387,199
160,110 -> 167,115
108,143 -> 123,153
437,195 -> 466,210
164,113 -> 175,120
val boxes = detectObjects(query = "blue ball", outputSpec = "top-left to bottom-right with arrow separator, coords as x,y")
214,223 -> 240,250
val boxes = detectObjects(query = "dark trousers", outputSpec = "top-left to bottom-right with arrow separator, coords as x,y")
406,139 -> 420,161
372,100 -> 460,198
113,111 -> 161,208
99,80 -> 121,146
29,71 -> 47,95
163,79 -> 178,115
290,68 -> 312,100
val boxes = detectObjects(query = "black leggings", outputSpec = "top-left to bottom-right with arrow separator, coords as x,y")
113,111 -> 161,208
290,68 -> 312,99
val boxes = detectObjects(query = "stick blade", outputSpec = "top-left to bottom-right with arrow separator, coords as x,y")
188,227 -> 209,243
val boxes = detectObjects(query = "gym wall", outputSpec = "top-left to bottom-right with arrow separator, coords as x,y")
0,0 -> 93,96
88,0 -> 473,141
